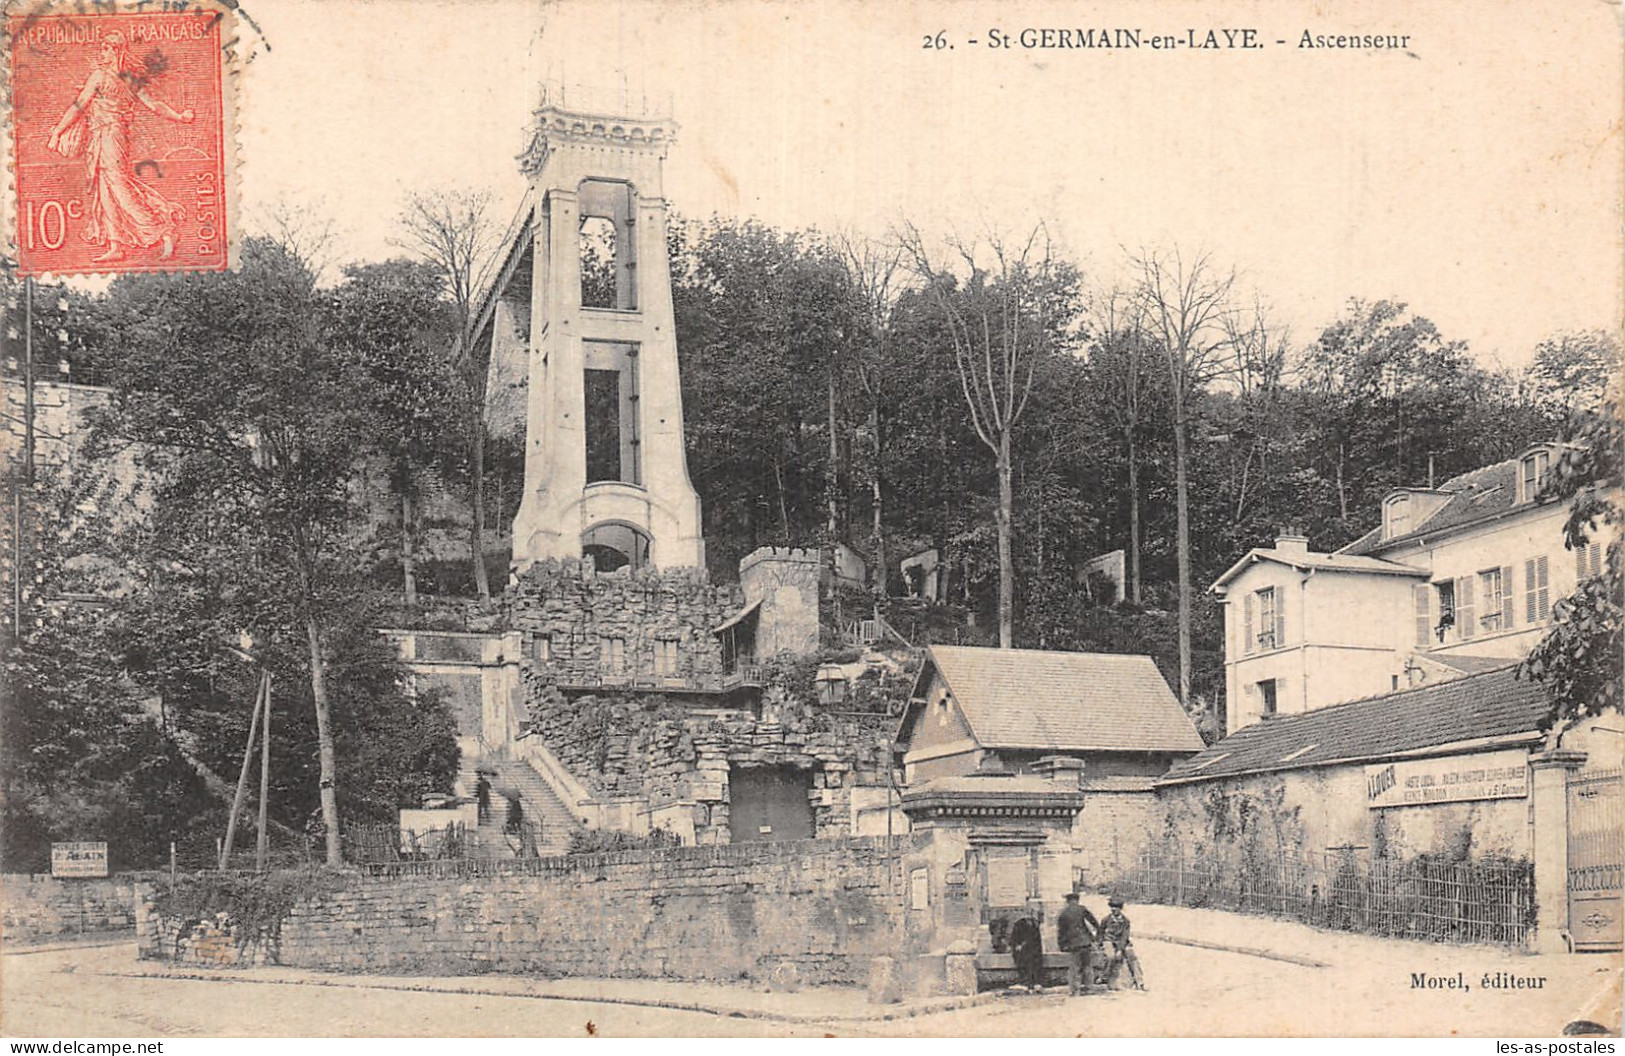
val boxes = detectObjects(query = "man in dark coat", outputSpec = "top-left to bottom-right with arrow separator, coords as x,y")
1007,915 -> 1045,992
1056,890 -> 1101,996
474,773 -> 492,824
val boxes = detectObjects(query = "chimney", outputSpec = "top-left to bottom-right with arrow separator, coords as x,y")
1274,527 -> 1309,555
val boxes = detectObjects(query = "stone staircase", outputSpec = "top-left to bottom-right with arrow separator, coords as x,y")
484,758 -> 580,857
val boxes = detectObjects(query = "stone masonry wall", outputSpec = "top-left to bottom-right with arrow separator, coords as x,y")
739,546 -> 821,657
507,557 -> 742,686
139,838 -> 907,985
2,874 -> 139,943
521,684 -> 895,844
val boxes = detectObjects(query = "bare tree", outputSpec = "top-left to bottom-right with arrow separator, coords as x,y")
396,189 -> 501,600
836,233 -> 905,616
254,199 -> 341,288
1087,285 -> 1155,604
901,221 -> 1075,648
1132,246 -> 1237,703
1222,295 -> 1290,526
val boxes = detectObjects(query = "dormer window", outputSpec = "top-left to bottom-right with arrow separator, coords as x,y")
1385,493 -> 1411,539
1519,449 -> 1551,504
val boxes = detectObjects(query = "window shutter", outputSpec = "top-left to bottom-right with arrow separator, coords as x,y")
1537,555 -> 1550,618
1455,576 -> 1475,640
1578,543 -> 1602,583
1525,558 -> 1537,624
1499,566 -> 1513,628
1275,588 -> 1288,648
1243,594 -> 1255,655
1413,584 -> 1432,647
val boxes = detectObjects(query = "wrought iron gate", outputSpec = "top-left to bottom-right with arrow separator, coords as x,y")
1568,767 -> 1623,952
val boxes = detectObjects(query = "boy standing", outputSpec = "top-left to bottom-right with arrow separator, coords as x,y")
1101,896 -> 1146,991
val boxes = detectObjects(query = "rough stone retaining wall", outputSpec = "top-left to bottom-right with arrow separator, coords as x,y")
508,558 -> 742,686
139,837 -> 908,985
3,874 -> 140,943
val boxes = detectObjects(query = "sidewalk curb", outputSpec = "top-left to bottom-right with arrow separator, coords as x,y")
2,934 -> 135,956
1139,932 -> 1329,969
98,965 -> 1008,1024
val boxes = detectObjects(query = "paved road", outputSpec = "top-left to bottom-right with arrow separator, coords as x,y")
3,938 -> 1616,1038
0,944 -> 827,1039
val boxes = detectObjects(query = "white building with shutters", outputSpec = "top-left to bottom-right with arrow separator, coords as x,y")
1209,443 -> 1610,735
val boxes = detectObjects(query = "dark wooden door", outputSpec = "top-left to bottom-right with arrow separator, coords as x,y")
728,765 -> 814,843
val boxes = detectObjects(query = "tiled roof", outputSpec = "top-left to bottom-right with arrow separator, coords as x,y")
1159,664 -> 1545,786
1210,548 -> 1426,591
913,645 -> 1207,754
1340,459 -> 1529,556
1428,653 -> 1522,676
1080,775 -> 1158,793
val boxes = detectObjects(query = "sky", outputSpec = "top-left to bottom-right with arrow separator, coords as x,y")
27,0 -> 1625,370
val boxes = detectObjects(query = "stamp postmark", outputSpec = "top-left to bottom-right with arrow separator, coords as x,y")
6,4 -> 236,276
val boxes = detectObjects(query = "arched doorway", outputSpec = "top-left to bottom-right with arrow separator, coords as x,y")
581,522 -> 651,573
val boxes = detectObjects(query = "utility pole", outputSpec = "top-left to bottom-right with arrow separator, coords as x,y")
10,276 -> 34,636
256,674 -> 272,871
23,276 -> 35,484
220,671 -> 268,871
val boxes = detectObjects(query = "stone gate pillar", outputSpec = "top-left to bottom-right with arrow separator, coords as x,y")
1530,748 -> 1586,954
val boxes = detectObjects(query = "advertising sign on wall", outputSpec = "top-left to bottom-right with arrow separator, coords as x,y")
50,841 -> 109,878
1364,749 -> 1529,809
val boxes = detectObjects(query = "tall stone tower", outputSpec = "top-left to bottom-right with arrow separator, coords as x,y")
489,87 -> 705,573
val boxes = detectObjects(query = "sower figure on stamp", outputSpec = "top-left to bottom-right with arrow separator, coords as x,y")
1101,896 -> 1145,991
45,31 -> 194,264
1057,890 -> 1102,996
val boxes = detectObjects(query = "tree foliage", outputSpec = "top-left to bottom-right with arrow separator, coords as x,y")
1518,392 -> 1623,732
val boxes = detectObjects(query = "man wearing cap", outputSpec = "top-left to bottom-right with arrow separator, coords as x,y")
1101,896 -> 1146,991
1056,890 -> 1101,996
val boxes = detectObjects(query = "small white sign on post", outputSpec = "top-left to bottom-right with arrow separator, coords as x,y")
51,841 -> 109,878
1364,749 -> 1529,809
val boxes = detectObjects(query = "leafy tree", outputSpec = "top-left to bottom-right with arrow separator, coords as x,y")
397,189 -> 501,600
326,259 -> 463,609
90,237 -> 455,864
672,217 -> 855,577
0,474 -> 218,871
1526,329 -> 1619,422
1519,392 -> 1622,734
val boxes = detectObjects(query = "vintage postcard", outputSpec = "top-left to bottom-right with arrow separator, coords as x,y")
0,0 -> 1620,1044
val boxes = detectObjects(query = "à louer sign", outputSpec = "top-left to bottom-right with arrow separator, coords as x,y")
1364,749 -> 1529,809
51,841 -> 109,878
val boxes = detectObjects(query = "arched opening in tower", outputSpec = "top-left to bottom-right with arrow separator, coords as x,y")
581,521 -> 652,573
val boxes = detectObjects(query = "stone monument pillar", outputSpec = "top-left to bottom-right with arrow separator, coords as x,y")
891,766 -> 1087,997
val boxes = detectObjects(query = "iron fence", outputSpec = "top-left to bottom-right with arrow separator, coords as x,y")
1110,842 -> 1533,947
342,820 -> 545,865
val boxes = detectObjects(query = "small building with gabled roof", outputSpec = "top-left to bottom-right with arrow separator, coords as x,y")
895,645 -> 1207,785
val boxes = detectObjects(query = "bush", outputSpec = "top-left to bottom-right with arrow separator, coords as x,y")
152,868 -> 349,963
565,827 -> 683,856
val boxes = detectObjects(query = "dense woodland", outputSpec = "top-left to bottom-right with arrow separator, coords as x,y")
1,207 -> 1617,871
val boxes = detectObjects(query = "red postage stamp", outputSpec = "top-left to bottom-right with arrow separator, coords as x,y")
7,6 -> 235,276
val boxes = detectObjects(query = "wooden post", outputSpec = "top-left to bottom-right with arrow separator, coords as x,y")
255,672 -> 272,872
220,674 -> 267,870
